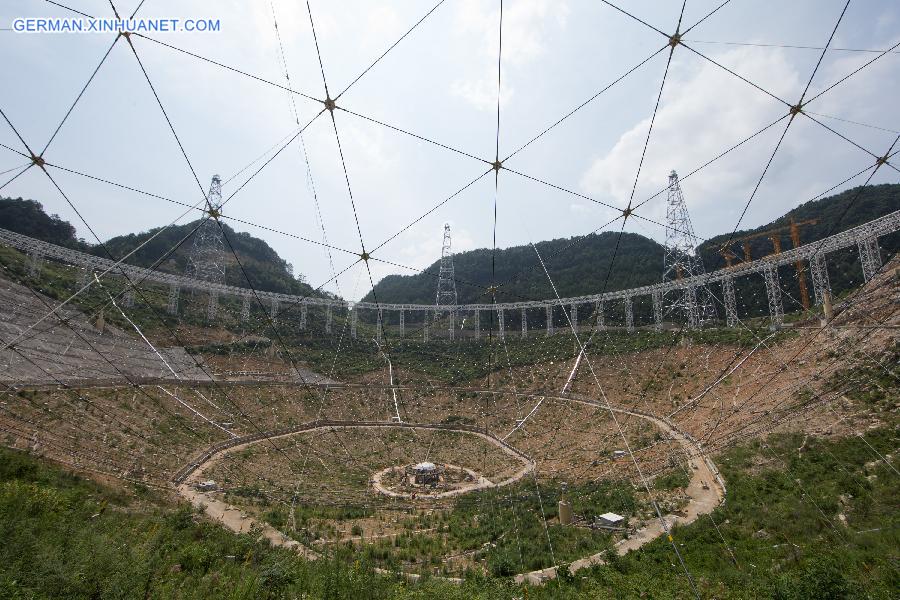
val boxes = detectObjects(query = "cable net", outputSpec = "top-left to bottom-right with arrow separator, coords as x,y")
0,0 -> 898,590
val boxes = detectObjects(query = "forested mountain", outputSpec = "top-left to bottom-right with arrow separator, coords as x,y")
0,197 -> 89,251
0,197 -> 317,297
366,184 -> 900,307
3,183 -> 898,307
697,184 -> 900,269
367,232 -> 666,305
99,221 -> 319,296
696,184 -> 900,317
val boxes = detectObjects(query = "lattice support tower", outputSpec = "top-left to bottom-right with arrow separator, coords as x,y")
809,254 -> 831,306
397,309 -> 403,338
376,308 -> 383,344
423,311 -> 430,341
448,308 -> 455,341
570,304 -> 578,332
521,307 -> 527,338
473,310 -> 480,340
1,209 -> 897,344
857,236 -> 882,283
762,265 -> 784,327
186,175 -> 226,321
498,307 -> 505,340
663,170 -> 716,327
350,307 -> 358,339
596,300 -> 604,329
435,223 -> 458,307
722,277 -> 737,327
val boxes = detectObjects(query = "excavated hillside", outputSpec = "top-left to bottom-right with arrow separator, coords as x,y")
0,276 -> 210,384
0,258 -> 894,495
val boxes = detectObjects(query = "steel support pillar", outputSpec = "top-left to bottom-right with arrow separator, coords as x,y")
207,291 -> 218,320
685,285 -> 700,329
763,265 -> 783,327
474,310 -> 480,340
449,308 -> 455,341
167,284 -> 179,315
398,309 -> 404,338
596,300 -> 604,329
625,297 -> 634,332
423,311 -> 430,341
857,236 -> 881,283
27,250 -> 42,277
240,295 -> 250,322
722,277 -> 737,327
521,307 -> 527,338
652,291 -> 663,330
546,305 -> 554,336
498,307 -> 505,340
809,254 -> 830,306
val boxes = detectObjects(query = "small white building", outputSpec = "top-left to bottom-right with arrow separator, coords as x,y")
196,480 -> 218,492
612,450 -> 627,459
597,512 -> 625,527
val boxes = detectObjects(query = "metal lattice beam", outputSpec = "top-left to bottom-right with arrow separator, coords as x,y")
763,265 -> 784,327
0,210 -> 897,330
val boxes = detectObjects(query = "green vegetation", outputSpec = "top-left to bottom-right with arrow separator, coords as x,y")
287,326 -> 791,384
0,446 -> 483,599
0,242 -> 330,338
368,231 -> 664,306
0,197 -> 89,250
3,424 -> 897,598
653,469 -> 690,490
0,195 -> 318,296
450,480 -> 636,576
357,479 -> 637,577
100,221 -> 318,296
828,344 -> 900,412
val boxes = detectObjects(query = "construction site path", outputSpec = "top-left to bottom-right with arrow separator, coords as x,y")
174,394 -> 725,586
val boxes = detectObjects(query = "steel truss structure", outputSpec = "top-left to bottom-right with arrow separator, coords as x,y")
435,223 -> 458,307
2,209 -> 897,339
662,171 -> 717,328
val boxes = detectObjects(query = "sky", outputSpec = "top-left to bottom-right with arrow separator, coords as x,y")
1,0 -> 898,300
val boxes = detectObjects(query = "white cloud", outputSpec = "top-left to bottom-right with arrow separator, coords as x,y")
451,78 -> 515,111
569,202 -> 592,214
580,47 -> 807,232
451,0 -> 569,110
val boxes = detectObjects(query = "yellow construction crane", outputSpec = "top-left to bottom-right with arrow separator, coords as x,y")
719,218 -> 818,310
